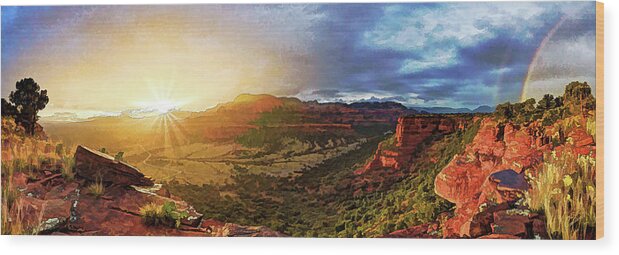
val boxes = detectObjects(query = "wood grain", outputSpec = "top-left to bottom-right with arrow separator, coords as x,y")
596,1 -> 604,240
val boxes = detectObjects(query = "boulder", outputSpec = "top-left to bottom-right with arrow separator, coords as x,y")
478,233 -> 521,239
10,196 -> 73,234
531,219 -> 549,239
468,202 -> 509,238
488,169 -> 529,193
435,118 -> 555,237
74,145 -> 153,187
491,210 -> 532,238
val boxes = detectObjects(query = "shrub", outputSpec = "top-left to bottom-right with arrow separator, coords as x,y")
114,151 -> 124,161
140,201 -> 188,228
380,134 -> 397,151
494,82 -> 595,126
86,178 -> 105,197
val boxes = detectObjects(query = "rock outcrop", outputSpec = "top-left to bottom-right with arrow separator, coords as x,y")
434,117 -> 594,238
75,145 -> 154,187
7,146 -> 284,237
358,115 -> 469,174
350,115 -> 470,195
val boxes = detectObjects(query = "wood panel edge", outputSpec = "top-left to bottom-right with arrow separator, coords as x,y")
595,1 -> 604,240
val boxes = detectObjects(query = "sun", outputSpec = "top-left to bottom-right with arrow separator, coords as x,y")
154,100 -> 177,114
149,100 -> 179,114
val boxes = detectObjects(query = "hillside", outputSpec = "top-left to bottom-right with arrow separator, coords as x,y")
3,82 -> 596,239
0,122 -> 283,236
385,81 -> 596,239
41,95 -> 414,186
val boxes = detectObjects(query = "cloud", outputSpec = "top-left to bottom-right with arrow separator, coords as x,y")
311,89 -> 343,98
361,3 -> 551,74
353,2 -> 594,107
2,2 -> 597,115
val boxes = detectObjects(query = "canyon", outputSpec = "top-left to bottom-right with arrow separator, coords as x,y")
3,82 -> 597,238
359,115 -> 470,173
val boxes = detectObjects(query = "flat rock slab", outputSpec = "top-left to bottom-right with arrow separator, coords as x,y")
489,169 -> 529,192
75,145 -> 153,187
478,233 -> 521,239
491,210 -> 532,237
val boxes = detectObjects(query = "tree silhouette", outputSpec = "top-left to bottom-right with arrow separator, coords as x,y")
1,98 -> 17,117
537,94 -> 556,110
1,78 -> 49,135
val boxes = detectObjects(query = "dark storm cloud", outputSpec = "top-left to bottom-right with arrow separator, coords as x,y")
295,2 -> 596,108
311,89 -> 342,98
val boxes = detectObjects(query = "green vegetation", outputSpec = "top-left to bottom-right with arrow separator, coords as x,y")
1,78 -> 49,135
114,151 -> 125,161
495,81 -> 594,126
140,201 -> 189,228
166,135 -> 384,237
235,122 -> 390,156
166,119 -> 480,237
334,119 -> 480,237
507,81 -> 597,240
237,127 -> 357,153
380,134 -> 397,151
252,106 -> 302,126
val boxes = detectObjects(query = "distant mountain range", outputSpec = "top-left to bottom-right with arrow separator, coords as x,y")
411,105 -> 494,114
40,94 -> 495,123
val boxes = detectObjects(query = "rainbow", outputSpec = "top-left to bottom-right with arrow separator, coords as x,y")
520,15 -> 567,102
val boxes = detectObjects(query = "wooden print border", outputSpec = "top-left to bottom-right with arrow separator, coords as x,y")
596,1 -> 604,240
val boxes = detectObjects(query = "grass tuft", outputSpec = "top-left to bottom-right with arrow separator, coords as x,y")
85,178 -> 105,197
140,201 -> 188,228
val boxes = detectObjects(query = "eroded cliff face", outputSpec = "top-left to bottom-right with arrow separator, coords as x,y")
434,116 -> 595,238
351,115 -> 469,195
358,115 -> 468,174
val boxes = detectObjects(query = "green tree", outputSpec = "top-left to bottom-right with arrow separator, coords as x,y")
1,98 -> 17,117
494,102 -> 513,120
564,81 -> 595,112
2,78 -> 49,135
537,94 -> 556,110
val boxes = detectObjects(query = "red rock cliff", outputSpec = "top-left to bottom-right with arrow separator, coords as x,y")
358,115 -> 468,175
434,117 -> 595,238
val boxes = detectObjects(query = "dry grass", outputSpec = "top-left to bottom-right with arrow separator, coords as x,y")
140,201 -> 188,228
525,150 -> 596,239
586,115 -> 596,142
85,178 -> 105,197
60,155 -> 75,181
1,118 -> 72,234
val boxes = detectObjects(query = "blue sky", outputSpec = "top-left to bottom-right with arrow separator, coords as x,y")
1,2 -> 597,117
